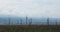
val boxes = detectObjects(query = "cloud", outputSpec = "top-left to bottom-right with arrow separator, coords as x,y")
0,0 -> 60,18
32,0 -> 60,18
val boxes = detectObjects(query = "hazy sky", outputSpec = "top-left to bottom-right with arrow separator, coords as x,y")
0,0 -> 60,18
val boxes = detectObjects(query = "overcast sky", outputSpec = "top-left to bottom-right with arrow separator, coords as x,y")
0,0 -> 60,18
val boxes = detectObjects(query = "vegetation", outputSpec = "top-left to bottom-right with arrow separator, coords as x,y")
0,25 -> 60,32
0,16 -> 60,32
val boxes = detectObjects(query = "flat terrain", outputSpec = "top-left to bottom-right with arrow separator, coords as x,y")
0,25 -> 60,32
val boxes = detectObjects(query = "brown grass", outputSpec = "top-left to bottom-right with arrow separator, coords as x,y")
0,25 -> 60,30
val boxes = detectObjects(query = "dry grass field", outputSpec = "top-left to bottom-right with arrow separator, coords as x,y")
0,25 -> 60,32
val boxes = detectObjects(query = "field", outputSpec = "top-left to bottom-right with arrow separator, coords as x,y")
0,25 -> 60,32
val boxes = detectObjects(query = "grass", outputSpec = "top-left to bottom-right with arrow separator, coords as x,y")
0,25 -> 60,32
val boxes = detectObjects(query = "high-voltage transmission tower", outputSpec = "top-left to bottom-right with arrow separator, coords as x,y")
47,18 -> 49,26
26,16 -> 28,25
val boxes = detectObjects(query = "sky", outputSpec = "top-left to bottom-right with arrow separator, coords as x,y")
0,0 -> 60,18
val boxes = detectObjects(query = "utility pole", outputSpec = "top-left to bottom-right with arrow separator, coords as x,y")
4,19 -> 7,25
26,16 -> 28,25
55,19 -> 57,26
47,18 -> 49,26
9,17 -> 10,25
30,18 -> 32,25
20,19 -> 22,25
17,19 -> 19,25
11,19 -> 13,25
